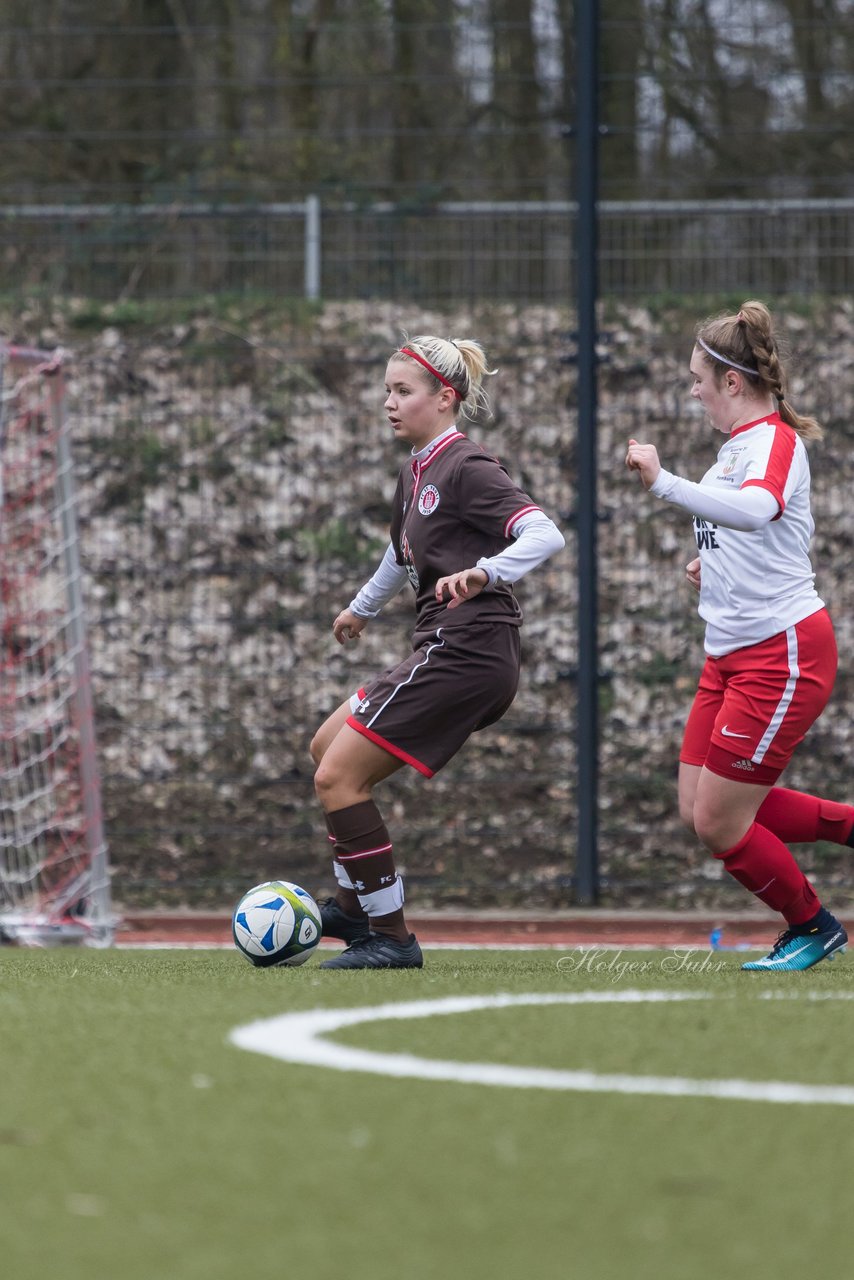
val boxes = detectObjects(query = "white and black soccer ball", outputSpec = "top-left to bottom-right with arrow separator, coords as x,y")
232,881 -> 322,967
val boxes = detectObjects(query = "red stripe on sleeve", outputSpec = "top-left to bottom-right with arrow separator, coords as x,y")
503,505 -> 542,539
741,422 -> 796,519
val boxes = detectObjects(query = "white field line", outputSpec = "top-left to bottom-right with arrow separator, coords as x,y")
228,990 -> 854,1106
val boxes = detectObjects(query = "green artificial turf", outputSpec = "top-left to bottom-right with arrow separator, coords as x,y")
2,945 -> 853,1280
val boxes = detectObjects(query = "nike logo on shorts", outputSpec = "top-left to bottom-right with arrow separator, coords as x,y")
721,725 -> 751,739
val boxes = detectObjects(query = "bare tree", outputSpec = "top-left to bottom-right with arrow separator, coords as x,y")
387,0 -> 461,196
0,0 -> 851,203
601,0 -> 643,196
641,0 -> 853,197
488,0 -> 547,196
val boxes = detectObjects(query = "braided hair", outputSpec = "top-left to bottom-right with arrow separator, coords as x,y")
696,300 -> 822,441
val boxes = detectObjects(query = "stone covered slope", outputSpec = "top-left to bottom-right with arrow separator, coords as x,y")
14,297 -> 854,909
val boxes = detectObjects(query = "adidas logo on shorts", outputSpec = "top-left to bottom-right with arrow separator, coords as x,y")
731,758 -> 755,772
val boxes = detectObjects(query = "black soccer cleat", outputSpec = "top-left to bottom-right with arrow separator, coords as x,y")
318,897 -> 372,944
319,932 -> 424,970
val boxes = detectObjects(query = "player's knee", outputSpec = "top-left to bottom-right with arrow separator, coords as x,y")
678,795 -> 697,834
693,813 -> 716,849
308,729 -> 325,768
313,758 -> 334,801
692,809 -> 732,855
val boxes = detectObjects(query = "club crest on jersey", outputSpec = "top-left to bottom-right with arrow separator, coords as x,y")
718,444 -> 746,480
418,483 -> 441,516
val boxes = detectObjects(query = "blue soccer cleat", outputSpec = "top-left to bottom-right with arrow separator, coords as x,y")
741,917 -> 848,972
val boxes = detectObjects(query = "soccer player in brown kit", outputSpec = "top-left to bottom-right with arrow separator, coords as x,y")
310,335 -> 565,968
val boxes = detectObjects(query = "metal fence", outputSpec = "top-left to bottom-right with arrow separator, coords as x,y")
3,199 -> 854,303
55,298 -> 854,916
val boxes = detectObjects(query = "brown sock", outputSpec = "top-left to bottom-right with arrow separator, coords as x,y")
334,886 -> 365,917
326,800 -> 409,942
324,813 -> 366,918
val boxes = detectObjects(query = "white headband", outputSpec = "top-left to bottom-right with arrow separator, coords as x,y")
697,337 -> 758,377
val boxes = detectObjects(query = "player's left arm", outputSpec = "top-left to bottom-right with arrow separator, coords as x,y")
436,511 -> 565,608
475,509 -> 565,585
435,454 -> 564,607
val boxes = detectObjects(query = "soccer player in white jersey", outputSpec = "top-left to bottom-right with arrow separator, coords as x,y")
626,299 -> 851,971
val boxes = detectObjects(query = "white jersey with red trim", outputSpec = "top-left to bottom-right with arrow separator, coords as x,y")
668,414 -> 823,655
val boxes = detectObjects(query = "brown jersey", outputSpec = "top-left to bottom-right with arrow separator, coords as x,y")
389,430 -> 542,641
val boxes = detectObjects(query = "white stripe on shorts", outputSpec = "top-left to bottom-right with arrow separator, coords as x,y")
753,625 -> 799,764
364,629 -> 446,731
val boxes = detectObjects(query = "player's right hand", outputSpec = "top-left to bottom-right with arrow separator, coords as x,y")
332,609 -> 368,645
625,438 -> 661,489
686,557 -> 701,592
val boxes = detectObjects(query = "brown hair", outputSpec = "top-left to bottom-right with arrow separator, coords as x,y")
696,300 -> 822,441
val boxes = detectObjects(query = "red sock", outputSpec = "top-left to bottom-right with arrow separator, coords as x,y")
715,822 -> 820,925
756,788 -> 854,845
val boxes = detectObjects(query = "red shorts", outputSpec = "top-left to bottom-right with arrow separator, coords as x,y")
680,608 -> 837,785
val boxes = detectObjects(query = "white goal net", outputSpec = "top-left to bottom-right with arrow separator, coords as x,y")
0,344 -> 112,945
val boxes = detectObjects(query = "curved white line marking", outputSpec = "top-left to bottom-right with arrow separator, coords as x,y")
228,990 -> 854,1106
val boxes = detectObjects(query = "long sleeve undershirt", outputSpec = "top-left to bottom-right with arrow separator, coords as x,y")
476,510 -> 565,585
348,544 -> 409,618
348,510 -> 565,618
650,468 -> 780,531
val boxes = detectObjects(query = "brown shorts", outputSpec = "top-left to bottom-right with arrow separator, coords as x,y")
346,621 -> 521,777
